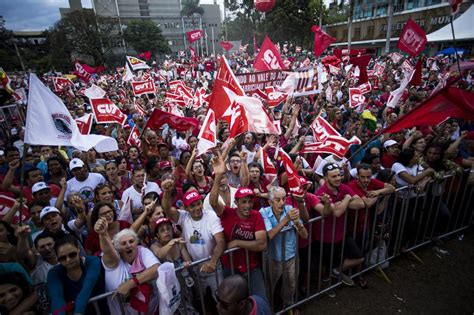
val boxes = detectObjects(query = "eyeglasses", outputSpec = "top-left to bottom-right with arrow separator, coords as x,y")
229,160 -> 241,164
58,251 -> 78,262
99,210 -> 114,217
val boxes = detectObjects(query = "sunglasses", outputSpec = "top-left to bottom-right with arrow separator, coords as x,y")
58,251 -> 78,262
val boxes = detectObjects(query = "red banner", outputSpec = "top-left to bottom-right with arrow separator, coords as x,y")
397,19 -> 427,56
90,98 -> 127,125
358,82 -> 372,94
253,36 -> 286,71
349,88 -> 366,108
75,113 -> 93,135
53,77 -> 73,93
186,30 -> 204,44
0,195 -> 29,224
131,79 -> 156,96
312,25 -> 336,57
278,149 -> 303,198
145,109 -> 200,132
73,61 -> 92,82
236,70 -> 287,94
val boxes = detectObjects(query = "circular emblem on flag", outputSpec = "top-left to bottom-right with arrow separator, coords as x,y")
52,114 -> 72,136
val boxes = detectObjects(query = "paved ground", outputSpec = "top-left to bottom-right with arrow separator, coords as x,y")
300,228 -> 474,314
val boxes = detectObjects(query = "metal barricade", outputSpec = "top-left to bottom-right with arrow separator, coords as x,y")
85,170 -> 473,314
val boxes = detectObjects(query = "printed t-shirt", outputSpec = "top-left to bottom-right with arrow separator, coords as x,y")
220,206 -> 265,273
177,209 -> 224,260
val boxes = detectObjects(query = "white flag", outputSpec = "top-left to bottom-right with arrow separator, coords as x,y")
117,196 -> 133,224
24,74 -> 118,153
84,84 -> 106,99
196,109 -> 217,156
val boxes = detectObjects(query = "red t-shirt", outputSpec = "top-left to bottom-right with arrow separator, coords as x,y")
348,179 -> 385,234
315,183 -> 356,243
220,206 -> 265,273
85,220 -> 131,256
381,153 -> 396,168
285,192 -> 321,248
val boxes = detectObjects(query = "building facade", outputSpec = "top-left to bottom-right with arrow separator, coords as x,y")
325,0 -> 473,55
91,0 -> 223,55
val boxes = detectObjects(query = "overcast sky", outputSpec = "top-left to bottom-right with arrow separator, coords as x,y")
1,0 -> 332,31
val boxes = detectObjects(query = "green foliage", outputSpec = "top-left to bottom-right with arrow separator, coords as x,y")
181,0 -> 204,17
123,19 -> 171,55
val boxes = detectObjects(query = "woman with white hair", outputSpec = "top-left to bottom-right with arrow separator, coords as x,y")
94,219 -> 160,315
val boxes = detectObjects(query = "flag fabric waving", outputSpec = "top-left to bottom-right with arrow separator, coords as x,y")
145,109 -> 200,132
278,149 -> 304,198
259,147 -> 277,183
186,30 -> 204,44
397,19 -> 427,56
253,36 -> 286,71
75,113 -> 94,135
311,25 -> 336,57
196,109 -> 217,156
90,98 -> 128,125
220,41 -> 234,51
25,74 -> 117,153
126,56 -> 150,71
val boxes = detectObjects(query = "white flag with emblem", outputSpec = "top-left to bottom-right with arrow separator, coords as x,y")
24,74 -> 118,153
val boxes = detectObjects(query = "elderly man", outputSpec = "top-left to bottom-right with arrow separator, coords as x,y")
210,152 -> 268,300
259,186 -> 307,307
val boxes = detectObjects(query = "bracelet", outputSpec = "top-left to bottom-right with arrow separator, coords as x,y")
132,276 -> 140,286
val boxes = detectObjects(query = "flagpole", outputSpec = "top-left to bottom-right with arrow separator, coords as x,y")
182,17 -> 188,57
212,27 -> 216,56
449,15 -> 462,74
17,143 -> 29,225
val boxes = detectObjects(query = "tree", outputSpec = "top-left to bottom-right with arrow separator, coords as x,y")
48,10 -> 121,66
181,0 -> 204,17
123,20 -> 170,56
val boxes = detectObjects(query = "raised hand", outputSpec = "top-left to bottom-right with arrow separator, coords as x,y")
161,178 -> 175,192
94,217 -> 108,235
211,151 -> 226,175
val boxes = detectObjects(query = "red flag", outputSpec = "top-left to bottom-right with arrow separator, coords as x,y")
334,48 -> 366,58
189,46 -> 198,62
278,149 -> 303,197
138,51 -> 152,61
252,36 -> 286,71
196,109 -> 217,156
145,109 -> 199,132
349,55 -> 371,84
383,87 -> 474,134
259,147 -> 277,183
311,25 -> 336,57
90,98 -> 128,125
220,41 -> 234,51
131,79 -> 156,96
358,82 -> 372,94
208,56 -> 246,121
409,58 -> 423,86
75,113 -> 93,135
397,19 -> 427,56
349,88 -> 366,108
228,102 -> 249,139
0,194 -> 29,225
73,61 -> 92,82
127,125 -> 141,147
449,0 -> 462,15
264,86 -> 288,108
186,30 -> 203,44
53,77 -> 73,92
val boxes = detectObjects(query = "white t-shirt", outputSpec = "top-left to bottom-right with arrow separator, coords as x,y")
31,255 -> 57,285
103,247 -> 160,315
392,162 -> 423,187
177,209 -> 224,261
65,173 -> 105,202
121,182 -> 162,210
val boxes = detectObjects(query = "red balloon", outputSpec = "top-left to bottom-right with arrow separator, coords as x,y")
255,0 -> 275,13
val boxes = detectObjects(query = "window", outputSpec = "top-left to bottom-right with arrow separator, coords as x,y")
139,0 -> 150,16
354,27 -> 361,39
376,5 -> 387,16
367,25 -> 374,38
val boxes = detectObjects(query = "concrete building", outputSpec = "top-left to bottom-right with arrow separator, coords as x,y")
325,0 -> 473,55
90,0 -> 223,54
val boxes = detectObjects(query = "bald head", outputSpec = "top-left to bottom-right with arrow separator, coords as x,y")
217,275 -> 249,315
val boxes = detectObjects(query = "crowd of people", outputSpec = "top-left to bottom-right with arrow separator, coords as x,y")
0,45 -> 473,315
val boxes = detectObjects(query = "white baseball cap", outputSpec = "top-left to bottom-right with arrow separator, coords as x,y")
384,140 -> 398,149
32,182 -> 50,194
69,158 -> 85,170
39,206 -> 61,221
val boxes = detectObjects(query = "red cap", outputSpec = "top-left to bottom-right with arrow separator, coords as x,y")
153,217 -> 172,232
159,161 -> 172,169
298,176 -> 311,186
183,190 -> 202,206
235,187 -> 254,199
157,142 -> 169,149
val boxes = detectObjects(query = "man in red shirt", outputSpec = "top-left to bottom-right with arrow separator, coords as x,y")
314,163 -> 365,288
347,163 -> 395,288
210,152 -> 268,300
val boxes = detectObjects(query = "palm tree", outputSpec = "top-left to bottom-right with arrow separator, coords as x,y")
181,0 -> 204,17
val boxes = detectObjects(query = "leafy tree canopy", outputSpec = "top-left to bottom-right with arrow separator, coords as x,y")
181,0 -> 204,17
123,19 -> 171,55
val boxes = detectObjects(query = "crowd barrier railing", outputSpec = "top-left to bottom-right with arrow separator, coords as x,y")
85,170 -> 473,314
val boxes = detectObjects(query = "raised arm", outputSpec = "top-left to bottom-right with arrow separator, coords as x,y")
209,152 -> 226,216
16,225 -> 37,270
239,150 -> 250,187
94,218 -> 120,269
131,199 -> 157,232
160,179 -> 180,222
1,159 -> 21,194
185,149 -> 197,182
54,178 -> 67,211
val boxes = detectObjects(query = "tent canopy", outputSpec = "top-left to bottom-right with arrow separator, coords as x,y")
427,5 -> 474,42
436,47 -> 469,55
